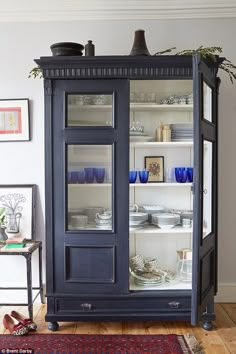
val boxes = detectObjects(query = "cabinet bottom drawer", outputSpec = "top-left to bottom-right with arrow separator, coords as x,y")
55,296 -> 191,314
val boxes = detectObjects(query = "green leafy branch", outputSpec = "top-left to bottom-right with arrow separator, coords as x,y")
154,46 -> 236,84
28,66 -> 42,79
29,46 -> 236,83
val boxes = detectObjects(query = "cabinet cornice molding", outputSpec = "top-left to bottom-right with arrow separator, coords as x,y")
1,1 -> 236,22
42,66 -> 193,79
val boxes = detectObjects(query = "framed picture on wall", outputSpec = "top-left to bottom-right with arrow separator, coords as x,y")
145,156 -> 164,183
0,185 -> 36,239
0,99 -> 30,141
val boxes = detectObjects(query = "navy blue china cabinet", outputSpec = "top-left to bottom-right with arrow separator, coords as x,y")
36,54 -> 219,331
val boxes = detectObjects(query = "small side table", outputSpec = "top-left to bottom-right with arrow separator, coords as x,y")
0,240 -> 43,319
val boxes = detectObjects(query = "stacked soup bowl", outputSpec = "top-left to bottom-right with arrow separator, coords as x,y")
129,212 -> 148,227
152,213 -> 180,229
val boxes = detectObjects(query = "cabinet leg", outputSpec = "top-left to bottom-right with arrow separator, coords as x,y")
201,302 -> 215,330
48,322 -> 59,331
202,321 -> 213,331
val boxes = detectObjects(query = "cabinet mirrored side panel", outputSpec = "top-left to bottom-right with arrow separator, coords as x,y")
67,144 -> 113,231
67,94 -> 113,126
129,80 -> 193,291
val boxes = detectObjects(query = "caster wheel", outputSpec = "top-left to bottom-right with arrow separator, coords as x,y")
48,322 -> 59,331
202,321 -> 213,331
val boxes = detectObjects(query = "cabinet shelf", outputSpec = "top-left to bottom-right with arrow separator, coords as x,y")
130,142 -> 193,148
130,225 -> 192,234
130,183 -> 192,187
129,277 -> 192,291
68,183 -> 192,188
130,103 -> 193,111
68,104 -> 193,112
68,183 -> 111,187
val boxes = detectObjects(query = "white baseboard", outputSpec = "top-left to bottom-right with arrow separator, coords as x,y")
215,283 -> 236,303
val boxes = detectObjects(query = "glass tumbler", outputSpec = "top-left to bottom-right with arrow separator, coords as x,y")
94,168 -> 105,183
84,168 -> 94,183
175,167 -> 187,183
129,170 -> 137,183
139,170 -> 149,183
78,170 -> 85,184
187,167 -> 193,182
69,171 -> 79,184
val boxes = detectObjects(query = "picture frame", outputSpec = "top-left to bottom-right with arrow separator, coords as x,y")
144,156 -> 164,183
0,99 -> 30,141
0,185 -> 36,239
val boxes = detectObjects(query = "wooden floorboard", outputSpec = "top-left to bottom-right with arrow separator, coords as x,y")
1,303 -> 236,353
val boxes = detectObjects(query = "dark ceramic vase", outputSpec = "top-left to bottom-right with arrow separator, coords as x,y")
130,29 -> 150,56
85,40 -> 95,56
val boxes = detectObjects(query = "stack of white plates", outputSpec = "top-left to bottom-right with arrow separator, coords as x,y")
152,213 -> 180,229
171,123 -> 193,141
129,212 -> 148,226
129,268 -> 166,287
130,135 -> 154,142
139,205 -> 166,222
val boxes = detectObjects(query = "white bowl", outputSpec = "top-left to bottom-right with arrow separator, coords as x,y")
129,212 -> 148,222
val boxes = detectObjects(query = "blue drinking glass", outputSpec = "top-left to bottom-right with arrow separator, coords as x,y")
175,167 -> 187,183
139,170 -> 149,183
78,170 -> 86,184
187,167 -> 193,182
84,168 -> 94,183
94,168 -> 105,183
69,171 -> 79,184
129,170 -> 137,183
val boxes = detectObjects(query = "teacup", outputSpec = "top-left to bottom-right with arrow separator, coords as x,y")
96,211 -> 112,220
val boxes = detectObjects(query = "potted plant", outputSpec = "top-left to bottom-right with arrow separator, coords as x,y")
0,208 -> 7,241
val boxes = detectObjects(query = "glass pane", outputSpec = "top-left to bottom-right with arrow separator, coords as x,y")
202,140 -> 213,238
67,94 -> 113,127
67,145 -> 112,231
203,82 -> 212,122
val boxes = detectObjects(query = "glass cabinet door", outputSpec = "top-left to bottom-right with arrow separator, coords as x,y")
67,94 -> 113,127
67,144 -> 113,231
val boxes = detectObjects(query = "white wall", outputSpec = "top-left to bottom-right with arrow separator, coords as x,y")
0,18 -> 235,302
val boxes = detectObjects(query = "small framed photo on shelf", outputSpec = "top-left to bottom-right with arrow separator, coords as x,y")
0,99 -> 30,141
145,156 -> 164,183
0,185 -> 36,239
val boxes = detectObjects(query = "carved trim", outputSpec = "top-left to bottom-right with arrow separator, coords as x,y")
43,66 -> 193,79
44,79 -> 52,95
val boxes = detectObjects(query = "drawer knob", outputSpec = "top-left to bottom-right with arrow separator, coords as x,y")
168,301 -> 180,309
81,303 -> 93,311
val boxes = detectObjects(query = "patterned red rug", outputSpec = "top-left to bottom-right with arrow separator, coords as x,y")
0,333 -> 203,354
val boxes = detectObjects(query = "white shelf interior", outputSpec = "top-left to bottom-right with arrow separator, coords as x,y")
129,79 -> 193,292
